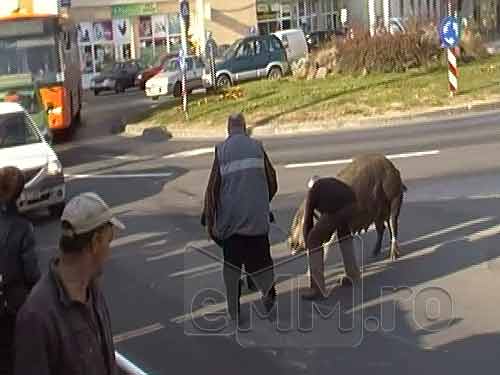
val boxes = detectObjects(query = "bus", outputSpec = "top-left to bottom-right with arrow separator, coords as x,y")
0,9 -> 82,134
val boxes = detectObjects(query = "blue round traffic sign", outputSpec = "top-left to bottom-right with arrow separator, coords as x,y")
439,16 -> 460,48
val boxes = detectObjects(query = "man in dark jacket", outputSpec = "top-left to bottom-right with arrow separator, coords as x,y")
14,192 -> 125,375
202,113 -> 278,322
0,167 -> 40,375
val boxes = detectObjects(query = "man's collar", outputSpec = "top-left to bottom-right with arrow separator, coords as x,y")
50,258 -> 73,307
228,127 -> 246,137
50,258 -> 95,307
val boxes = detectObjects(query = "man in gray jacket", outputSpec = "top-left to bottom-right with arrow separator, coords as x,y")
202,113 -> 278,322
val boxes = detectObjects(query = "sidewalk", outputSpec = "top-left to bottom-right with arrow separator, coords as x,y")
123,96 -> 500,140
485,39 -> 500,55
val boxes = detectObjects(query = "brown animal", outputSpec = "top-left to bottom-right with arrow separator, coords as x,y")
289,154 -> 407,261
289,154 -> 407,299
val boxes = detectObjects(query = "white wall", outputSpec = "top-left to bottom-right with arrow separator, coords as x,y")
0,0 -> 19,16
347,0 -> 368,27
72,0 -> 158,7
34,0 -> 59,14
390,0 -> 441,20
0,0 -> 59,16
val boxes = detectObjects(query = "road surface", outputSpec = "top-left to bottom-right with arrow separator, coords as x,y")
32,90 -> 500,374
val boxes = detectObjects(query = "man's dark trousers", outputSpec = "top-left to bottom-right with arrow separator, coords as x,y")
0,313 -> 15,375
222,234 -> 276,319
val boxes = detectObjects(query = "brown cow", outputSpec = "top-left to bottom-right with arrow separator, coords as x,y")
288,154 -> 407,300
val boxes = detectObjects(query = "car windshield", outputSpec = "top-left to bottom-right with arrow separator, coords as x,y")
163,58 -> 179,72
102,63 -> 121,73
224,40 -> 241,59
0,111 -> 40,149
0,90 -> 41,114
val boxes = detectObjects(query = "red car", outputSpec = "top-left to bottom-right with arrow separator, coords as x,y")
135,53 -> 176,90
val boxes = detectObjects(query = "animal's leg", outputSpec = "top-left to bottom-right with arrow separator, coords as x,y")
389,193 -> 403,261
302,214 -> 337,300
337,226 -> 361,286
371,220 -> 385,257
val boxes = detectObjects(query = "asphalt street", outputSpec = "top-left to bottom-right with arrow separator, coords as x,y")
32,90 -> 500,374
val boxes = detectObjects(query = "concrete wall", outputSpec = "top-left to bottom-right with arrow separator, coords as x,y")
347,0 -> 368,27
203,1 -> 257,45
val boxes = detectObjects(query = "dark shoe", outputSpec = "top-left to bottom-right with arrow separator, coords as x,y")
301,287 -> 327,300
262,294 -> 276,313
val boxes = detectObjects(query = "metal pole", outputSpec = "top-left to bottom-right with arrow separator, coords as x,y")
115,351 -> 148,375
447,0 -> 458,97
179,0 -> 189,119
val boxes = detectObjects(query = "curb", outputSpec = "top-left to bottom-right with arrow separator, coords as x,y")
123,99 -> 500,140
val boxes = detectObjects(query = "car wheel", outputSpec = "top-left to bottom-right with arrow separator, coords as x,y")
49,202 -> 66,218
216,74 -> 231,89
94,89 -> 100,96
268,67 -> 283,81
173,82 -> 182,98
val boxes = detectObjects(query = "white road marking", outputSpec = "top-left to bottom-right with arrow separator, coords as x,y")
169,262 -> 221,278
146,240 -> 213,262
284,150 -> 440,169
466,224 -> 500,242
163,147 -> 214,159
66,172 -> 173,180
400,217 -> 494,247
111,232 -> 168,248
111,155 -> 151,161
113,323 -> 164,344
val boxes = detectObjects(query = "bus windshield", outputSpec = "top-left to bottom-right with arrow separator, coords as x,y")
0,35 -> 58,83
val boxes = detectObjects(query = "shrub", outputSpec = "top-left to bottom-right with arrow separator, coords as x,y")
459,26 -> 489,61
336,24 -> 441,74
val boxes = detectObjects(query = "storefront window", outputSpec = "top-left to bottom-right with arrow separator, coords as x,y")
168,14 -> 181,35
257,2 -> 295,34
137,13 -> 181,66
94,44 -> 114,72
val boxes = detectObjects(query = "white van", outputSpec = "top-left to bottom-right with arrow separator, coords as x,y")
273,29 -> 309,63
0,102 -> 65,216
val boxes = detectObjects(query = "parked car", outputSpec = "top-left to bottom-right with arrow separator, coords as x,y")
273,29 -> 308,63
145,56 -> 205,99
0,102 -> 65,217
91,60 -> 143,95
136,53 -> 176,90
389,17 -> 406,34
202,34 -> 289,89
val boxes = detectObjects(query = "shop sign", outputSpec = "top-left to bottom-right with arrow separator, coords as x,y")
112,3 -> 158,18
257,3 -> 270,14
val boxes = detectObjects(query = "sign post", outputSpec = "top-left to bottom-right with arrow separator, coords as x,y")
179,0 -> 190,118
205,32 -> 217,92
439,1 -> 460,97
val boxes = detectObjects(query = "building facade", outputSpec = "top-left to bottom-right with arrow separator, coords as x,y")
69,0 -> 500,87
69,0 -> 351,86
